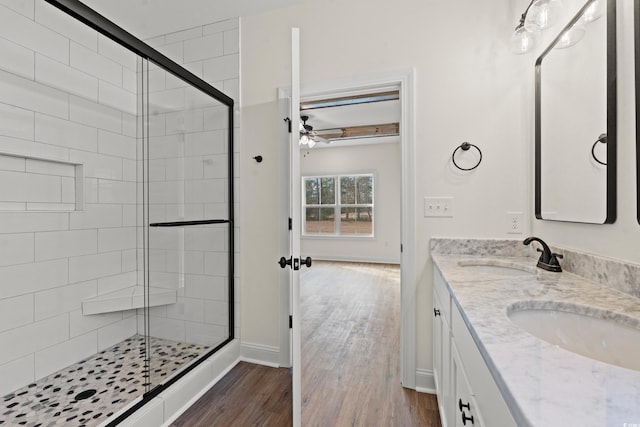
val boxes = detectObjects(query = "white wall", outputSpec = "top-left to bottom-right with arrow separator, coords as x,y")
531,0 -> 640,264
0,1 -> 139,395
241,0 -> 529,374
300,142 -> 401,264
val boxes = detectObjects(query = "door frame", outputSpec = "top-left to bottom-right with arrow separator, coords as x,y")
278,68 -> 417,388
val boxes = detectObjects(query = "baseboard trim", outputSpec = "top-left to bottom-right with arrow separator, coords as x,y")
240,342 -> 281,368
415,369 -> 436,394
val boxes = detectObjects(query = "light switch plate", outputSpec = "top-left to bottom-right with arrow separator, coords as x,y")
424,197 -> 454,217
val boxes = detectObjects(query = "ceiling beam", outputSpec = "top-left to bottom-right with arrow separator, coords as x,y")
300,91 -> 399,110
315,122 -> 399,140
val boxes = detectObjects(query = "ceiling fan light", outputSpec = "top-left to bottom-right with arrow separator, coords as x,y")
300,134 -> 309,145
308,139 -> 316,148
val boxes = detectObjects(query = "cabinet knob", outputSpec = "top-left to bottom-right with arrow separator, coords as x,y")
434,308 -> 441,317
461,412 -> 474,425
459,398 -> 470,411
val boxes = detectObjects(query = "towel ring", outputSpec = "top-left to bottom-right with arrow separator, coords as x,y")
591,133 -> 607,166
452,142 -> 482,171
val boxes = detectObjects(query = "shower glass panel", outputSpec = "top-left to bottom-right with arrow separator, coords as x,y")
145,65 -> 232,389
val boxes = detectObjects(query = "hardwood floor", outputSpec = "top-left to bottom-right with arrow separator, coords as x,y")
300,261 -> 440,427
172,261 -> 441,426
170,362 -> 292,426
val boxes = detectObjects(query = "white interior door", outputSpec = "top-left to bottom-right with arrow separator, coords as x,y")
289,27 -> 302,427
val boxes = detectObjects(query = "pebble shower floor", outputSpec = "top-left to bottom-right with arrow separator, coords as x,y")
0,335 -> 207,427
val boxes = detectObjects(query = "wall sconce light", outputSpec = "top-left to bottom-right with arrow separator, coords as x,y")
581,0 -> 604,23
512,0 -> 563,54
555,23 -> 586,49
525,0 -> 563,31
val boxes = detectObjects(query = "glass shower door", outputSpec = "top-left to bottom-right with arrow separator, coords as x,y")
144,64 -> 232,389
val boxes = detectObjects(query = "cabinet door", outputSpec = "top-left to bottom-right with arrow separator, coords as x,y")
433,267 -> 453,426
433,289 -> 444,393
452,343 -> 482,427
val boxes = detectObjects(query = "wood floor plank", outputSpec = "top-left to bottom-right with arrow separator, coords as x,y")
172,261 -> 441,427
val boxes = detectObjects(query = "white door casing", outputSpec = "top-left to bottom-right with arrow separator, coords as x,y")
290,27 -> 302,427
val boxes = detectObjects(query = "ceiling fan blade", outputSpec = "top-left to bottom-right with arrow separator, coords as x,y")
311,135 -> 331,144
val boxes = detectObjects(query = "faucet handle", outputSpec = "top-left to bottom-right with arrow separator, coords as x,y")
549,252 -> 563,265
546,253 -> 563,272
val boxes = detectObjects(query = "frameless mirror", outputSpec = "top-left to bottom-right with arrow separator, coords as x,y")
535,0 -> 616,223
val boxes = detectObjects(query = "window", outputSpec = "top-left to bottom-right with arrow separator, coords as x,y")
303,174 -> 374,237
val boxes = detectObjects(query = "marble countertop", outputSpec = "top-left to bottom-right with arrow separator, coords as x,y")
432,254 -> 640,427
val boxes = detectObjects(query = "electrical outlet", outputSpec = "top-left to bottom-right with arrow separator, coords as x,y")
424,197 -> 454,217
506,212 -> 524,234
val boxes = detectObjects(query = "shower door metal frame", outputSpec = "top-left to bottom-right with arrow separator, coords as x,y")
44,1 -> 235,425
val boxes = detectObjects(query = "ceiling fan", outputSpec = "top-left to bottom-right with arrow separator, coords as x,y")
299,115 -> 330,147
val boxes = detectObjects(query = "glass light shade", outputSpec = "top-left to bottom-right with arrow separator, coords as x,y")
512,26 -> 537,54
555,23 -> 586,49
300,134 -> 309,145
307,139 -> 316,148
524,0 -> 563,31
581,0 -> 605,23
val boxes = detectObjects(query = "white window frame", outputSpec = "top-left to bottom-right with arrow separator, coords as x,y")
302,173 -> 375,238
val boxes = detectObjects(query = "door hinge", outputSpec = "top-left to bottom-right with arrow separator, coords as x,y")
289,315 -> 293,329
288,217 -> 292,230
284,117 -> 292,133
401,244 -> 403,253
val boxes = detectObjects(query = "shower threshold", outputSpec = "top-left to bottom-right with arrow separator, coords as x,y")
0,335 -> 207,427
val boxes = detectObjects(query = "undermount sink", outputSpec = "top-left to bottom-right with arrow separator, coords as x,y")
508,303 -> 640,371
457,259 -> 536,277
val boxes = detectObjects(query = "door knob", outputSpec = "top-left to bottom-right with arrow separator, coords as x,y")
300,256 -> 312,268
278,256 -> 292,269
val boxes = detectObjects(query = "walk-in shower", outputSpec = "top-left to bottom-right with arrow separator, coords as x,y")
0,1 -> 234,425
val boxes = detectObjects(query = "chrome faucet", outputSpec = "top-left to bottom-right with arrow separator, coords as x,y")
523,236 -> 563,272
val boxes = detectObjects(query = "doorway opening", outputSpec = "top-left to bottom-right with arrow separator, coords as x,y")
278,69 -> 417,389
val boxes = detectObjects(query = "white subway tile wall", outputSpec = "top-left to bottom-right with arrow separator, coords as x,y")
0,0 -> 239,398
0,1 -> 138,396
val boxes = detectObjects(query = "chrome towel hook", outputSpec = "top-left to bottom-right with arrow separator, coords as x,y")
452,142 -> 482,171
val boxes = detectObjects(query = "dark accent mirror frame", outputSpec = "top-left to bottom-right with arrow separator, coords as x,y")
636,0 -> 640,225
535,0 -> 617,224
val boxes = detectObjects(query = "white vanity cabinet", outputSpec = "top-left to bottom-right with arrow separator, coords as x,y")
433,266 -> 516,427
